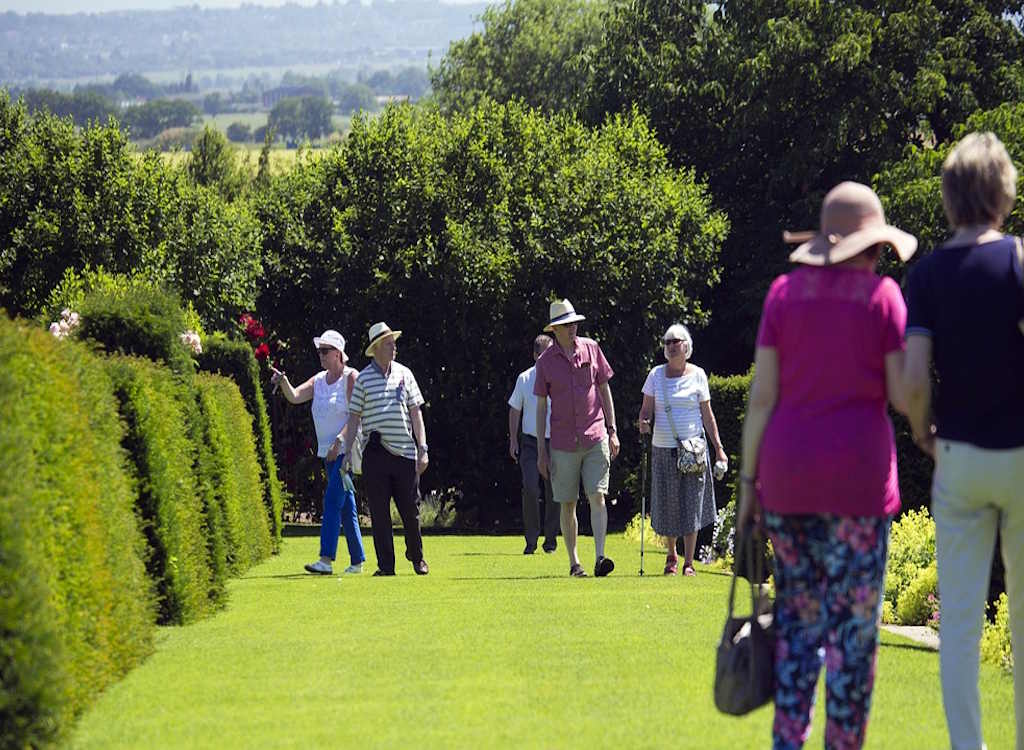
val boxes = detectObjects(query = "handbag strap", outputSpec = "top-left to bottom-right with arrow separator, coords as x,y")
660,366 -> 684,447
660,365 -> 709,451
725,530 -> 765,623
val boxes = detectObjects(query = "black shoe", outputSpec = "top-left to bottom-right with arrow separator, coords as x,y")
569,563 -> 588,577
372,569 -> 395,577
413,559 -> 429,575
542,544 -> 556,553
594,556 -> 615,577
523,544 -> 537,555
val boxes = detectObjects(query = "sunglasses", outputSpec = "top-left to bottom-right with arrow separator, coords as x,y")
663,339 -> 683,346
317,347 -> 335,354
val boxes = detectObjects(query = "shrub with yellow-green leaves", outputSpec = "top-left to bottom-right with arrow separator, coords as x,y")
105,355 -> 214,624
0,316 -> 155,749
196,373 -> 273,573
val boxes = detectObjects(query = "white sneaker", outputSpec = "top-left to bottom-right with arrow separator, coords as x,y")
343,563 -> 363,574
304,560 -> 332,575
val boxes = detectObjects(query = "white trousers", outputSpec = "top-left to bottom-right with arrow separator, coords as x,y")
933,439 -> 1024,750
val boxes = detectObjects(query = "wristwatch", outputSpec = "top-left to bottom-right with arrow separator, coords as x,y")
418,444 -> 428,453
606,425 -> 617,436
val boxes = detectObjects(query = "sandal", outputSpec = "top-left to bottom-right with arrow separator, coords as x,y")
569,563 -> 588,578
664,555 -> 678,576
683,564 -> 696,577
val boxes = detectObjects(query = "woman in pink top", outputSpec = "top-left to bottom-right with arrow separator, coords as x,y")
737,182 -> 916,749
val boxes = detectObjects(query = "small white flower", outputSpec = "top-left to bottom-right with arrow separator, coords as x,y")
180,330 -> 202,355
61,308 -> 71,319
49,322 -> 63,338
68,311 -> 80,326
58,320 -> 70,334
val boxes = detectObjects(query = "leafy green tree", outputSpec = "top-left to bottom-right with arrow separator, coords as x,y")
876,102 -> 1024,262
120,98 -> 200,139
334,82 -> 376,114
109,72 -> 164,100
0,94 -> 260,328
203,92 -> 224,116
268,96 -> 333,143
187,126 -> 247,201
393,66 -> 430,98
430,0 -> 608,114
267,97 -> 301,143
226,121 -> 251,143
21,88 -> 118,126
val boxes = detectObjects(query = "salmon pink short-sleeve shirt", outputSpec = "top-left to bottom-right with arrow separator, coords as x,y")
755,266 -> 906,517
533,336 -> 614,452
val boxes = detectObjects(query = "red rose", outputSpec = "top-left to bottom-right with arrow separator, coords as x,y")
254,342 -> 270,360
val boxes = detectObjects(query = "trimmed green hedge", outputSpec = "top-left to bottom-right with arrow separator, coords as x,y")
79,284 -> 196,379
106,355 -> 214,624
196,373 -> 273,572
0,316 -> 155,749
198,334 -> 284,548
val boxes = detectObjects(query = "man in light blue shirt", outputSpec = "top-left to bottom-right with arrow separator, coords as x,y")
508,334 -> 558,554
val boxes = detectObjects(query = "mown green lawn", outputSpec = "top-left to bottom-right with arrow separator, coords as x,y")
68,534 -> 1014,749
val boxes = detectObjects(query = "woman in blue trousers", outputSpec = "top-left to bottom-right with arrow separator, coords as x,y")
271,329 -> 366,575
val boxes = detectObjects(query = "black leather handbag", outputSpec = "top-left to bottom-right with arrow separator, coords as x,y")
714,531 -> 775,716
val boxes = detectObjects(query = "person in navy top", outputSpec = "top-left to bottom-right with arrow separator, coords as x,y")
905,131 -> 1024,750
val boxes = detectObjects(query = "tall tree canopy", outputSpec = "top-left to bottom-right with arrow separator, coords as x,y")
431,0 -> 609,114
433,0 -> 1024,371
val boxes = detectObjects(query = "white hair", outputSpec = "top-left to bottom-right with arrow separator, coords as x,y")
663,323 -> 693,358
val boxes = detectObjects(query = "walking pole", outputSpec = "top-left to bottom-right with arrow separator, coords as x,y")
639,430 -> 649,576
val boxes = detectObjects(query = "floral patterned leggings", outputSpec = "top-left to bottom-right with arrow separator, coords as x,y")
764,512 -> 891,750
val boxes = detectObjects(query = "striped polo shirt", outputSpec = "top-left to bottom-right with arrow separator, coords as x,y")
349,360 -> 424,460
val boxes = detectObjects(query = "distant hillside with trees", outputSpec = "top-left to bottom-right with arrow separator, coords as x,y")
0,0 -> 488,84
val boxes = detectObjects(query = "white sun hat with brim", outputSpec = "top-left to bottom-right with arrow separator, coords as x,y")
543,299 -> 587,332
313,329 -> 349,362
365,322 -> 402,356
784,181 -> 918,266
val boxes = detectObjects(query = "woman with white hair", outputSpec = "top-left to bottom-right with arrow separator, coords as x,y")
638,323 -> 727,576
905,131 -> 1023,750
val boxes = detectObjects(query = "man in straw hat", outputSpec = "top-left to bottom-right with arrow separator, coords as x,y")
534,299 -> 620,577
342,322 -> 430,576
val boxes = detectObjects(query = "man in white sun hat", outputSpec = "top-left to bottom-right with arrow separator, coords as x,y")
342,322 -> 429,576
533,299 -> 620,577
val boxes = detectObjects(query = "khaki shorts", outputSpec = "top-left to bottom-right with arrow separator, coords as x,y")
550,438 -> 610,503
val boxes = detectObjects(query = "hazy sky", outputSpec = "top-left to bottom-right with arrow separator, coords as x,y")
1,0 -> 482,15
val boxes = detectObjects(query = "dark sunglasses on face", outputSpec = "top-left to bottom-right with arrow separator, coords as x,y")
663,339 -> 683,346
317,347 -> 335,354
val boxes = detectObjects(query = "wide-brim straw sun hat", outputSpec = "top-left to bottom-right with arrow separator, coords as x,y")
365,322 -> 402,356
313,329 -> 349,362
543,299 -> 586,332
784,181 -> 917,266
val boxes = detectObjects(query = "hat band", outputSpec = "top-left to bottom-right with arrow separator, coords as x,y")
548,311 -> 579,326
368,330 -> 395,346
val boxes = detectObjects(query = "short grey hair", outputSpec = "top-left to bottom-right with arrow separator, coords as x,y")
942,132 -> 1017,229
663,323 -> 693,358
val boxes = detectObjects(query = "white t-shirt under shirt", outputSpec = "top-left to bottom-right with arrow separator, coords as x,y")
507,366 -> 551,439
641,364 -> 710,449
311,366 -> 356,458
